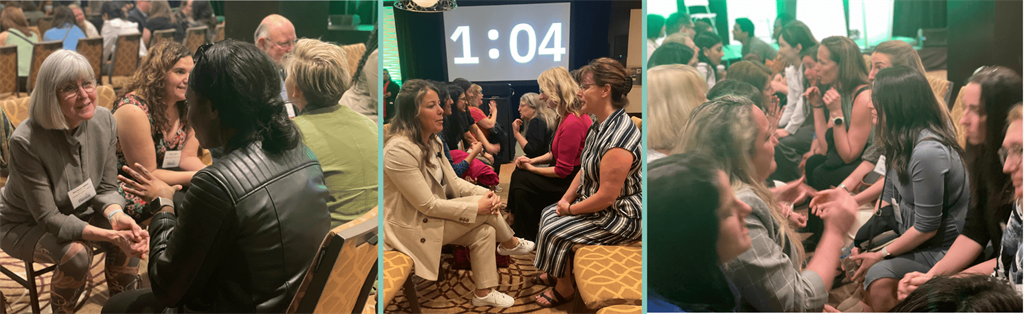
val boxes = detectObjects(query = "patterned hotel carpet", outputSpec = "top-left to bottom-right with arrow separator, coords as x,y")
1,251 -> 122,314
383,252 -> 581,314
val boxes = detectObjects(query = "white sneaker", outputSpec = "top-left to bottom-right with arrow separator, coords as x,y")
472,289 -> 515,308
497,237 -> 535,256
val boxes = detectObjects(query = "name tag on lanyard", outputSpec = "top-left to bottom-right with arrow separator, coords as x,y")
68,178 -> 96,209
162,150 -> 182,169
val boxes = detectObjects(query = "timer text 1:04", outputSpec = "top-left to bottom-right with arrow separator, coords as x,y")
450,23 -> 567,64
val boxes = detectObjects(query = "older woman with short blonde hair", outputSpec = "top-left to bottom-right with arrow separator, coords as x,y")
647,64 -> 707,161
0,50 -> 146,314
285,38 -> 377,228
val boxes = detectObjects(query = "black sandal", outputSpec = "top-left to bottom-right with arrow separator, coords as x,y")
536,288 -> 574,308
531,274 -> 557,286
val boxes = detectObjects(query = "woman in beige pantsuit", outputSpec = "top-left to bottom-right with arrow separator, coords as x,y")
382,80 -> 535,308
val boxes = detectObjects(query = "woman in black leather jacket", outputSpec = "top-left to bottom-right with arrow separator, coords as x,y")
102,40 -> 331,313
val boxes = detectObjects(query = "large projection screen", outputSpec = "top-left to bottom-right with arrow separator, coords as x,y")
443,2 -> 571,82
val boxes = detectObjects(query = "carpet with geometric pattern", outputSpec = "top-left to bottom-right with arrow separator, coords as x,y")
383,251 -> 586,313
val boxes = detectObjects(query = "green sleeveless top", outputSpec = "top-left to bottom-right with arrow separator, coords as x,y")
4,29 -> 39,77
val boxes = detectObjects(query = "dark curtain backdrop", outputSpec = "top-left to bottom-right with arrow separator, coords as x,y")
892,0 -> 947,38
394,0 -> 631,113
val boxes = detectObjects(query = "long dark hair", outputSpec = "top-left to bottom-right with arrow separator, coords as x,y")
350,26 -> 379,87
966,66 -> 1022,220
695,31 -> 721,65
872,66 -> 964,184
387,80 -> 439,167
188,40 -> 300,154
892,275 -> 1023,312
51,5 -> 76,29
649,153 -> 735,312
100,1 -> 124,20
779,20 -> 817,56
120,40 -> 191,134
820,36 -> 869,94
649,42 -> 695,68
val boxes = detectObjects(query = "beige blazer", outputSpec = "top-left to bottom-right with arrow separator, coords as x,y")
382,135 -> 489,281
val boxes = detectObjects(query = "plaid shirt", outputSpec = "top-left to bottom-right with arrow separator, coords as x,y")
723,186 -> 828,312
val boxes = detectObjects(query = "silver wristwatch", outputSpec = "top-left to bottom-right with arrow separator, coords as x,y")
148,197 -> 173,215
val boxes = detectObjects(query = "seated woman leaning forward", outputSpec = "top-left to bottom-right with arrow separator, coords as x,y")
382,79 -> 535,309
0,50 -> 147,314
102,40 -> 331,313
533,58 -> 643,308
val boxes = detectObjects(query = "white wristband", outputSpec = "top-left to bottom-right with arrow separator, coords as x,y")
107,209 -> 124,221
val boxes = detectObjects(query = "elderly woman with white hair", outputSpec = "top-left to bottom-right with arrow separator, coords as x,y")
0,50 -> 148,314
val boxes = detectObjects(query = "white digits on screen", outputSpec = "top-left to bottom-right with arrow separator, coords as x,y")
539,23 -> 566,62
510,23 -> 537,64
451,26 -> 479,64
453,23 -> 566,65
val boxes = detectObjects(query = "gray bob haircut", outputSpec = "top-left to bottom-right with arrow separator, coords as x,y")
29,50 -> 95,130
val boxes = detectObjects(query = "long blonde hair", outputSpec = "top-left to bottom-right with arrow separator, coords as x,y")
674,96 -> 806,262
648,64 -> 707,152
537,67 -> 581,120
520,92 -> 557,135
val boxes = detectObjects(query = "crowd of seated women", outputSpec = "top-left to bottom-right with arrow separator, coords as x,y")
0,12 -> 377,311
382,57 -> 643,308
0,0 -> 223,87
648,13 -> 1022,313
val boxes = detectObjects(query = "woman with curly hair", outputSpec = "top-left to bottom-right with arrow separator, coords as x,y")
111,40 -> 205,222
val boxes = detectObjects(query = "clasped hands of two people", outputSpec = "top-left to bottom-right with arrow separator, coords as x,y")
111,163 -> 183,259
808,181 -> 887,286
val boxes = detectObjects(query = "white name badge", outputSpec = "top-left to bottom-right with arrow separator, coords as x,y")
285,103 -> 296,119
162,150 -> 182,169
873,155 -> 887,175
68,178 -> 96,209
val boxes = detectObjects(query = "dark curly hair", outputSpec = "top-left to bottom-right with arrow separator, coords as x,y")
189,39 -> 301,154
119,40 -> 191,133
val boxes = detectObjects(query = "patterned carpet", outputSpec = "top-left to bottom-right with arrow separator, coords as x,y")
383,252 -> 582,314
384,163 -> 585,314
0,251 -> 129,314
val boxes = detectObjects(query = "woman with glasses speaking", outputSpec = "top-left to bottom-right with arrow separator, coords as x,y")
0,50 -> 148,314
103,40 -> 331,313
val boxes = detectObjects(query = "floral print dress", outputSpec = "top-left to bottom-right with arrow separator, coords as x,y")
113,95 -> 187,221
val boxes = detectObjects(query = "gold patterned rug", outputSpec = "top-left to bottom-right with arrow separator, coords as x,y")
384,252 -> 585,313
1,250 -> 123,314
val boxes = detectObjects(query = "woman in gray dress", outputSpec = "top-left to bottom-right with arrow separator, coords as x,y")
0,50 -> 147,314
846,66 -> 969,312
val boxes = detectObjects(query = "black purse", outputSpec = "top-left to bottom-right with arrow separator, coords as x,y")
853,174 -> 899,251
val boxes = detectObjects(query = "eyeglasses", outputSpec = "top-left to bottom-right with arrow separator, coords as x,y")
999,144 -> 1023,167
579,82 -> 597,90
194,42 -> 214,64
58,80 -> 96,99
268,38 -> 297,49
